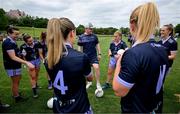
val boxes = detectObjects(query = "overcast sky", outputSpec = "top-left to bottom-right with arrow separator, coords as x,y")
0,0 -> 180,28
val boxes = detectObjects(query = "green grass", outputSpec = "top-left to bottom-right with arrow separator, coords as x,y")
0,28 -> 180,113
17,26 -> 46,38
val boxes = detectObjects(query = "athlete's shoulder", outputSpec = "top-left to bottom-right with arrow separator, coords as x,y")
3,38 -> 10,42
3,38 -> 13,45
2,38 -> 12,49
70,48 -> 85,56
168,37 -> 176,44
79,34 -> 86,38
120,40 -> 127,45
92,33 -> 97,37
127,42 -> 153,55
2,38 -> 9,46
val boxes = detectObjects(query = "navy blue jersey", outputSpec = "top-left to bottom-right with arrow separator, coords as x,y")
47,45 -> 91,113
117,39 -> 169,113
109,40 -> 127,57
2,37 -> 21,69
77,34 -> 99,59
158,36 -> 178,67
40,41 -> 47,58
20,41 -> 42,61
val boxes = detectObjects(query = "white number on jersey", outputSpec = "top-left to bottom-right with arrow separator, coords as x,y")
156,65 -> 167,94
53,71 -> 68,95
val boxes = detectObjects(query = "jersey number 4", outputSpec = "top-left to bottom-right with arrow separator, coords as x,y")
156,65 -> 167,94
53,71 -> 68,95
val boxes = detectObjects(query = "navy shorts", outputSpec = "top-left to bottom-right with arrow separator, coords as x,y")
89,56 -> 99,65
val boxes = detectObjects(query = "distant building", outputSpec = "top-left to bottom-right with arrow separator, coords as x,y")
6,9 -> 26,18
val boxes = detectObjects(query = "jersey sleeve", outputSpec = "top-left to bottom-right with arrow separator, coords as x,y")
4,42 -> 15,52
116,50 -> 140,88
170,41 -> 178,52
123,41 -> 128,49
109,43 -> 113,49
109,43 -> 113,56
94,35 -> 99,45
83,54 -> 91,77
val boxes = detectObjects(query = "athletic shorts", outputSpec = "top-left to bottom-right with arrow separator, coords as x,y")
30,58 -> 41,68
108,57 -> 117,69
85,106 -> 93,114
89,56 -> 99,65
6,68 -> 21,77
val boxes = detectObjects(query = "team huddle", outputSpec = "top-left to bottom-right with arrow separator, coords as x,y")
1,2 -> 178,113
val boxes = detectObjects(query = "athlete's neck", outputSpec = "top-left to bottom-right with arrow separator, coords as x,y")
64,42 -> 73,48
162,36 -> 171,44
7,36 -> 16,43
114,40 -> 121,46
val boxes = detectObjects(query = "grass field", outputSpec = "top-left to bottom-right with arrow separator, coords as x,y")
0,27 -> 179,113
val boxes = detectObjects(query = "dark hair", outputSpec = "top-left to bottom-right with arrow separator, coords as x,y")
40,32 -> 47,40
23,34 -> 31,42
6,25 -> 19,34
169,24 -> 174,37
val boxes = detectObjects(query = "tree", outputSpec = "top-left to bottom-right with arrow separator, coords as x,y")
0,8 -> 5,14
7,16 -> 19,25
120,27 -> 129,36
18,15 -> 34,27
175,24 -> 180,36
0,8 -> 8,30
33,17 -> 48,28
76,24 -> 85,35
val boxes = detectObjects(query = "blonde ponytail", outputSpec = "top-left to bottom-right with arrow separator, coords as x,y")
47,18 -> 65,69
130,2 -> 160,44
46,18 -> 75,69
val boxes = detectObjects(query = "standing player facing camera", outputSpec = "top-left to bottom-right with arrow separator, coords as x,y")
2,26 -> 34,102
159,24 -> 178,71
102,31 -> 128,89
20,34 -> 42,98
113,2 -> 169,113
78,23 -> 102,91
46,18 -> 93,113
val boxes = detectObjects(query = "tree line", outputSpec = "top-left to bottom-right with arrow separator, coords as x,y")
1,8 -> 180,36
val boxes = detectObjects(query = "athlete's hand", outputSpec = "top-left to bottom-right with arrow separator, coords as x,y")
98,55 -> 101,61
115,49 -> 125,60
26,62 -> 35,69
114,54 -> 120,60
42,59 -> 45,64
